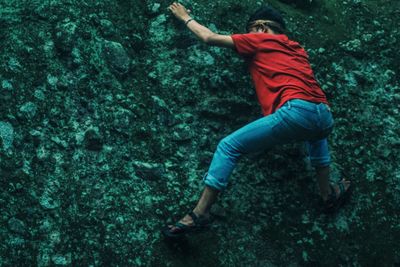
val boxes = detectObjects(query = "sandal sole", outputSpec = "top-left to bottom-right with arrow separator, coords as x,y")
323,183 -> 353,214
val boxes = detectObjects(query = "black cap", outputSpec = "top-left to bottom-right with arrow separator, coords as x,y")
247,5 -> 286,30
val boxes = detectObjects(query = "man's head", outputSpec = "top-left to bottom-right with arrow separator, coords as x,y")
247,5 -> 286,34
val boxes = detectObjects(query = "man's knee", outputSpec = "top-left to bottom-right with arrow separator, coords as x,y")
217,136 -> 241,158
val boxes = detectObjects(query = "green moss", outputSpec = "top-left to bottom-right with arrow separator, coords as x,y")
0,0 -> 399,266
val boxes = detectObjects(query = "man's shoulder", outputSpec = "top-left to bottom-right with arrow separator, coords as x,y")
232,33 -> 286,42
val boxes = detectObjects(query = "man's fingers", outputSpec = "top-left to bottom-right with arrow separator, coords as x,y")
176,2 -> 184,9
168,3 -> 177,11
169,2 -> 189,18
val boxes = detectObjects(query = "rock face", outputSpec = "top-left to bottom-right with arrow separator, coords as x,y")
0,121 -> 14,149
102,40 -> 130,74
0,0 -> 399,266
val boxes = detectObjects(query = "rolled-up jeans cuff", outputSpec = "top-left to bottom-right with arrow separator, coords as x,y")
203,172 -> 226,191
310,156 -> 331,167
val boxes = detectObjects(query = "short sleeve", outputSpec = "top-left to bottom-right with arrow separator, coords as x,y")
231,33 -> 262,57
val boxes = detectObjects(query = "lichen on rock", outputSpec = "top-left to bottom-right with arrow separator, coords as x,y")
0,0 -> 399,266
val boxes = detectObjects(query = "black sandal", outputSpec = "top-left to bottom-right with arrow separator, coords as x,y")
162,211 -> 212,238
323,179 -> 352,213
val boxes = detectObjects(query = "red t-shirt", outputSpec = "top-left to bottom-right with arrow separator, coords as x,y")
231,33 -> 328,116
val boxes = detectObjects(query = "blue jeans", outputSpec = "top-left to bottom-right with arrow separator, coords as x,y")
203,99 -> 334,191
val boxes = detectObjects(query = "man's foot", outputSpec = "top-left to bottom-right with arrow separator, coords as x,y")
323,179 -> 352,213
162,211 -> 212,238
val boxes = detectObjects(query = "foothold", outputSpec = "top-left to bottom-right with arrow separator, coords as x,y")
149,3 -> 161,14
0,121 -> 14,150
7,57 -> 22,73
47,74 -> 59,87
34,88 -> 45,100
99,19 -> 115,37
52,254 -> 71,266
39,194 -> 60,210
152,95 -> 174,126
8,218 -> 27,235
2,80 -> 13,90
103,40 -> 130,74
132,161 -> 165,181
19,102 -> 38,119
84,128 -> 103,151
1,80 -> 13,100
112,107 -> 133,133
171,123 -> 194,141
54,21 -> 78,53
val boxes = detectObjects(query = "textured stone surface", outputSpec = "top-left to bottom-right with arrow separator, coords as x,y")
0,121 -> 14,149
0,0 -> 399,266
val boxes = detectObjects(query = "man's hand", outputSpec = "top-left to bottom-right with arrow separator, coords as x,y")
168,2 -> 191,22
168,2 -> 234,49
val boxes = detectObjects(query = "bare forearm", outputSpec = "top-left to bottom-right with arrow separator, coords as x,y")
168,2 -> 234,48
185,18 -> 216,43
184,17 -> 234,48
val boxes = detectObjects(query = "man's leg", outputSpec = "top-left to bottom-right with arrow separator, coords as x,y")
193,185 -> 219,215
316,165 -> 331,201
307,139 -> 350,201
168,114 -> 288,230
171,186 -> 219,228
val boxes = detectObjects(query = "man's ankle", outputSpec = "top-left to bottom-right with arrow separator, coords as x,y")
321,187 -> 332,201
193,209 -> 209,218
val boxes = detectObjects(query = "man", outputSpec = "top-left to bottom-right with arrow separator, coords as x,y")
163,2 -> 351,238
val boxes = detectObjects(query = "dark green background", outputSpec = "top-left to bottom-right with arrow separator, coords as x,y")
0,0 -> 399,266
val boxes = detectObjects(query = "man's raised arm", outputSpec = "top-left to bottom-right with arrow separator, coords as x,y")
168,2 -> 234,49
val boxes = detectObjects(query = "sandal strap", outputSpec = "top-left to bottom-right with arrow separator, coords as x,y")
328,183 -> 336,199
188,211 -> 199,224
175,222 -> 190,230
187,211 -> 211,226
338,181 -> 346,195
328,180 -> 348,200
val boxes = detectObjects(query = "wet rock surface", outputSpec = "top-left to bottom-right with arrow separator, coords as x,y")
0,0 -> 399,266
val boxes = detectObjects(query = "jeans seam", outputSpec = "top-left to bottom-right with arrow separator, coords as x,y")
290,99 -> 317,111
317,105 -> 322,128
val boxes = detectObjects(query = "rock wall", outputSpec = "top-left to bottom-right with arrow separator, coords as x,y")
0,0 -> 399,266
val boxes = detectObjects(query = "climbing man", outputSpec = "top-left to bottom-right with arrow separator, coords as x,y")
163,2 -> 351,238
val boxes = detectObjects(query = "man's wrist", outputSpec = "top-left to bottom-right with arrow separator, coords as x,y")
182,16 -> 192,23
185,18 -> 194,26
